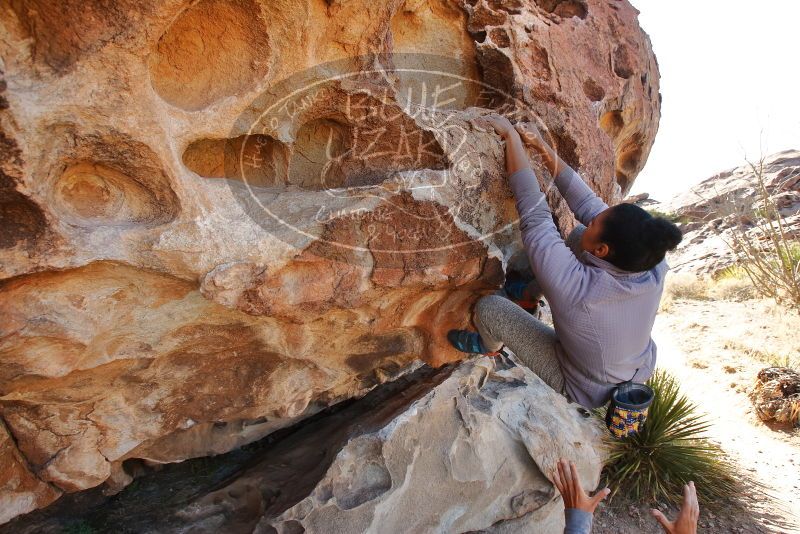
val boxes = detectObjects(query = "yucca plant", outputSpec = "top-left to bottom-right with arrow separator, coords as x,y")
601,370 -> 739,505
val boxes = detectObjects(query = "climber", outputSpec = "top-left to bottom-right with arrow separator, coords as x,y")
447,114 -> 682,409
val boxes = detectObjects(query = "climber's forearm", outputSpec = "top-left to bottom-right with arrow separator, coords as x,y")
508,167 -> 587,305
502,130 -> 532,177
524,132 -> 608,226
517,130 -> 570,176
528,136 -> 570,178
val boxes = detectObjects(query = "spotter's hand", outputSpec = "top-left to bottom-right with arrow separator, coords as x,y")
651,482 -> 700,534
552,458 -> 611,514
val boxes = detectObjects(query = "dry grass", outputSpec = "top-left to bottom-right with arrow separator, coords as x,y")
725,339 -> 800,371
708,269 -> 758,301
664,273 -> 709,300
662,271 -> 757,312
646,208 -> 690,225
661,274 -> 707,312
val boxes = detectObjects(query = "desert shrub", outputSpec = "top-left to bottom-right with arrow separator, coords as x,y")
715,264 -> 748,280
726,340 -> 800,371
658,292 -> 674,313
723,158 -> 800,310
646,208 -> 690,225
767,354 -> 800,370
663,273 -> 709,301
601,370 -> 739,505
708,267 -> 757,301
708,278 -> 756,301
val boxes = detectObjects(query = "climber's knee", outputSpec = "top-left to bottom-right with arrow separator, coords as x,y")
474,294 -> 505,324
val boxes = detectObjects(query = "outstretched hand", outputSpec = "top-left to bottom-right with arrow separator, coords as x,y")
552,458 -> 610,514
515,121 -> 546,150
470,113 -> 516,139
651,482 -> 700,534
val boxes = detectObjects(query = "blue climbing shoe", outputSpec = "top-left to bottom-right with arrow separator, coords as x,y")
447,329 -> 498,355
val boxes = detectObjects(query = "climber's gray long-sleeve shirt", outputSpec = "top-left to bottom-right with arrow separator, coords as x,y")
508,165 -> 667,408
564,509 -> 593,534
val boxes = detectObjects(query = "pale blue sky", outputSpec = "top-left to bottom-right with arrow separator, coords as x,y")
628,1 -> 800,200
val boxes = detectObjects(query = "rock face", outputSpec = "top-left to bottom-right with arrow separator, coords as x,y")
0,0 -> 658,523
2,356 -> 606,533
259,356 -> 604,534
656,150 -> 800,276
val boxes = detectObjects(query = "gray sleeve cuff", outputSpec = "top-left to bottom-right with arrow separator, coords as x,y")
564,508 -> 593,534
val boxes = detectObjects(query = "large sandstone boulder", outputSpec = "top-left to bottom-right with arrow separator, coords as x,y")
3,356 -> 606,533
259,356 -> 604,534
0,0 -> 658,523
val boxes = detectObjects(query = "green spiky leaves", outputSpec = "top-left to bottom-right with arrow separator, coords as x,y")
602,370 -> 740,505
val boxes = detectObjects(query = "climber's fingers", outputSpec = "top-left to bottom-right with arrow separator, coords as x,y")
569,459 -> 583,496
515,121 -> 540,136
558,459 -> 575,499
556,459 -> 570,497
469,116 -> 492,132
477,114 -> 514,137
551,465 -> 565,496
684,481 -> 699,517
650,508 -> 673,531
591,487 -> 611,507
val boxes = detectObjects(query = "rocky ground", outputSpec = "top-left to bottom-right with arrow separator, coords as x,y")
656,295 -> 799,524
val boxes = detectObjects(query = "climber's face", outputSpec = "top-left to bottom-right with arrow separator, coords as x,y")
581,208 -> 611,259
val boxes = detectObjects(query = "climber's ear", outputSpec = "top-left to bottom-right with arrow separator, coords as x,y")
593,242 -> 610,258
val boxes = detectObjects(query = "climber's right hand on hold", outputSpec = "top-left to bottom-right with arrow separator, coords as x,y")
515,122 -> 546,150
515,121 -> 563,176
471,114 -> 516,139
470,113 -> 533,177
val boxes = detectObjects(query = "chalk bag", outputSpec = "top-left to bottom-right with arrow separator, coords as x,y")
605,380 -> 654,438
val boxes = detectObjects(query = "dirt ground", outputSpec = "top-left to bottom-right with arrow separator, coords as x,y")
593,285 -> 800,533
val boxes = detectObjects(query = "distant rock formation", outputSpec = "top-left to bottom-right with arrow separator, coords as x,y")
0,0 -> 658,522
656,150 -> 800,276
623,191 -> 648,204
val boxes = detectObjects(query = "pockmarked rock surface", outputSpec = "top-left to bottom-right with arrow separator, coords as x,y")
0,0 -> 657,522
654,150 -> 800,276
